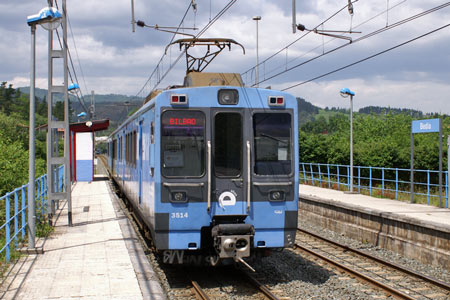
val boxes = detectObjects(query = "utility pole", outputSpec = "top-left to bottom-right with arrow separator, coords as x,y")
252,16 -> 261,88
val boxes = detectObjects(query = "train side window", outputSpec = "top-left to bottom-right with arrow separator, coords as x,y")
161,110 -> 205,177
151,122 -> 155,144
113,139 -> 117,160
133,130 -> 137,167
253,113 -> 292,175
126,133 -> 130,164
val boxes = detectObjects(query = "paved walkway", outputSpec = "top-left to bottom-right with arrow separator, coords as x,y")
1,179 -> 166,300
299,184 -> 450,231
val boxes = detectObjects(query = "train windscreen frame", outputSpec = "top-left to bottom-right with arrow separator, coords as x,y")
161,110 -> 205,177
253,113 -> 292,175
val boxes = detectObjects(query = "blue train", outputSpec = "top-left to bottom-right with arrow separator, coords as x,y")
106,40 -> 298,266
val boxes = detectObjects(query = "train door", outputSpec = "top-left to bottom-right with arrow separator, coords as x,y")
211,110 -> 247,216
138,121 -> 143,205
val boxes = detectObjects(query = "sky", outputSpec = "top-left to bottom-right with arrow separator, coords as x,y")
1,0 -> 450,114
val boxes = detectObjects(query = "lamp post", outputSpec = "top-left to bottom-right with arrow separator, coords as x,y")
252,16 -> 261,87
26,6 -> 62,249
340,88 -> 356,193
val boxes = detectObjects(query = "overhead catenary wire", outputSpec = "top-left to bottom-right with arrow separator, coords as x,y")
282,22 -> 450,91
252,0 -> 407,82
67,14 -> 89,98
134,2 -> 195,98
254,2 -> 450,87
53,0 -> 88,111
241,0 -> 360,78
55,28 -> 90,114
135,0 -> 238,100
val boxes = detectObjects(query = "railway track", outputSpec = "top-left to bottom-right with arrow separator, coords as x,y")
102,156 -> 447,299
295,227 -> 450,300
100,156 -> 287,300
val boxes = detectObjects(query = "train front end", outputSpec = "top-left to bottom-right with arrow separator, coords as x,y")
154,75 -> 298,265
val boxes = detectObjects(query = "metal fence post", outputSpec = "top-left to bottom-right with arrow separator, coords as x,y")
302,163 -> 307,184
6,195 -> 10,262
310,163 -> 314,185
358,166 -> 361,193
327,164 -> 331,188
337,166 -> 340,190
382,167 -> 385,196
347,165 -> 350,190
318,164 -> 322,186
446,171 -> 448,208
21,186 -> 26,238
427,170 -> 430,205
369,167 -> 372,196
395,168 -> 399,200
14,190 -> 19,247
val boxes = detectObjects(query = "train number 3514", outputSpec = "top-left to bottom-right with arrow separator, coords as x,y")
171,212 -> 189,219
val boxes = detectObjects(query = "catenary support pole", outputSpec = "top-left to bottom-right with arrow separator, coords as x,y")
438,119 -> 442,208
448,135 -> 449,207
28,24 -> 36,249
410,131 -> 414,203
292,0 -> 296,33
349,94 -> 354,192
63,0 -> 72,225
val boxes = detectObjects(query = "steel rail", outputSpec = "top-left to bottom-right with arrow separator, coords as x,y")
241,271 -> 281,300
297,227 -> 450,292
293,242 -> 416,300
191,280 -> 210,300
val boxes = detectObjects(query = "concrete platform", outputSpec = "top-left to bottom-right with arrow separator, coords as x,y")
0,179 -> 166,300
299,184 -> 450,269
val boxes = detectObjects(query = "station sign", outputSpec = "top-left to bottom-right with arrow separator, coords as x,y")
411,118 -> 440,134
410,118 -> 444,208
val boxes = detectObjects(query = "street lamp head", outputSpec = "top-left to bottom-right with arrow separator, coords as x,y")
252,16 -> 261,21
68,83 -> 80,93
77,112 -> 87,118
27,7 -> 62,30
340,87 -> 355,98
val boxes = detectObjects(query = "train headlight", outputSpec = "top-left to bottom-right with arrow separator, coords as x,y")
268,96 -> 285,107
269,191 -> 285,201
218,89 -> 239,105
171,192 -> 187,202
171,94 -> 188,105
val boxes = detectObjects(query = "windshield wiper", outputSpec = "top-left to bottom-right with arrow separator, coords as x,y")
260,133 -> 288,144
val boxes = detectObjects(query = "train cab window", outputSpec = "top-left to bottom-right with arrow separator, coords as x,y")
161,110 -> 205,177
253,113 -> 292,175
214,113 -> 242,177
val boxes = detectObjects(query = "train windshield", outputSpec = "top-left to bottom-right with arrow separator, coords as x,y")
253,113 -> 292,175
214,112 -> 242,177
161,110 -> 205,177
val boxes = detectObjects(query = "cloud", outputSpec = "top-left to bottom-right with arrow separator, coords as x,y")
285,76 -> 450,114
1,0 -> 449,115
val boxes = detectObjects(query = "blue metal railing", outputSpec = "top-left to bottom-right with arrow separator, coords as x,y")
0,166 -> 64,263
300,163 -> 449,208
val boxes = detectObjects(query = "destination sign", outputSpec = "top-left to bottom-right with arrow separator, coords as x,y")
411,118 -> 440,134
169,118 -> 198,126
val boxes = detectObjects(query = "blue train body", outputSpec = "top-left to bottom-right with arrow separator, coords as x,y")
106,74 -> 298,264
